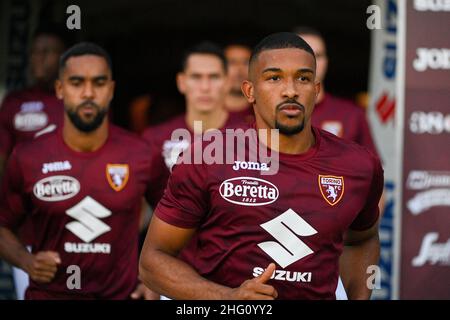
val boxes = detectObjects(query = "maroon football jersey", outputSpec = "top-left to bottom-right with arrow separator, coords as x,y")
155,126 -> 383,300
312,93 -> 378,156
141,112 -> 246,207
228,105 -> 255,125
0,125 -> 154,299
0,86 -> 64,156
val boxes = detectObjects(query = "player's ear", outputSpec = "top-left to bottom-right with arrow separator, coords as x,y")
241,80 -> 255,104
176,72 -> 186,94
314,81 -> 321,100
109,80 -> 115,100
55,79 -> 63,100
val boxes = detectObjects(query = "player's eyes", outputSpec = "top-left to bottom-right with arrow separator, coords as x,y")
298,76 -> 311,82
267,75 -> 280,81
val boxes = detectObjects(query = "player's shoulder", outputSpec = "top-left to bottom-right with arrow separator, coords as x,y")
108,125 -> 154,169
225,111 -> 251,129
2,87 -> 46,102
110,124 -> 150,148
317,127 -> 381,170
1,87 -> 60,114
0,88 -> 28,110
3,87 -> 31,99
142,114 -> 186,143
12,125 -> 58,159
326,94 -> 365,115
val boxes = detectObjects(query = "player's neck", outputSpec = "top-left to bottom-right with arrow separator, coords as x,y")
316,85 -> 326,104
185,106 -> 229,134
257,122 -> 315,155
277,127 -> 315,155
62,117 -> 109,152
225,94 -> 249,112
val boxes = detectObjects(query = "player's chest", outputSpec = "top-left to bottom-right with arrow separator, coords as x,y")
24,156 -> 144,215
208,162 -> 369,234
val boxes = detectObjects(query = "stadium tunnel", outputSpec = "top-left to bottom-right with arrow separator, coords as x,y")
0,0 -> 372,130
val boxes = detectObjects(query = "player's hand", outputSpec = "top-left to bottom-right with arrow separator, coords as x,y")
131,282 -> 160,300
229,263 -> 278,300
26,251 -> 61,283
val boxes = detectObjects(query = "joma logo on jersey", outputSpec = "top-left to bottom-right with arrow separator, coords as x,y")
318,175 -> 344,206
219,177 -> 279,206
65,196 -> 112,254
33,175 -> 80,202
42,160 -> 72,174
253,267 -> 312,283
232,161 -> 270,172
106,164 -> 129,192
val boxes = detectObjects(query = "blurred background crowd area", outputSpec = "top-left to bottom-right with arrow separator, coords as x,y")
0,0 -> 372,133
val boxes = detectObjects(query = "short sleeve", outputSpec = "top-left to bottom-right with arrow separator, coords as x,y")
350,153 -> 384,231
154,146 -> 209,229
0,148 -> 27,230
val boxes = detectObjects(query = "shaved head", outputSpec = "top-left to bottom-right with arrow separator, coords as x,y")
249,32 -> 316,79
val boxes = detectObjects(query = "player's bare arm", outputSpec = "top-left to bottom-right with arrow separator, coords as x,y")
339,219 -> 380,300
0,226 -> 60,283
139,215 -> 278,300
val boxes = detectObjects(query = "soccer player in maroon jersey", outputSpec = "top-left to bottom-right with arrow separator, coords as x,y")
293,27 -> 378,154
139,32 -> 383,300
0,27 -> 67,179
142,42 -> 245,208
0,26 -> 68,299
0,42 -> 158,299
224,43 -> 255,124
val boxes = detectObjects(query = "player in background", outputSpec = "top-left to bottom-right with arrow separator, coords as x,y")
142,41 -> 245,208
294,28 -> 386,299
0,26 -> 68,178
293,26 -> 378,154
0,25 -> 69,299
224,43 -> 254,124
0,42 -> 158,299
139,32 -> 383,300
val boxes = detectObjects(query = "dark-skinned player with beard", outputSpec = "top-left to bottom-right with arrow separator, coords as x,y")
0,42 -> 158,299
139,33 -> 383,300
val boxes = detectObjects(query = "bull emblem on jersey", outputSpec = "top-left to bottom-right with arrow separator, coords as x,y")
326,185 -> 338,202
318,175 -> 344,206
106,164 -> 129,192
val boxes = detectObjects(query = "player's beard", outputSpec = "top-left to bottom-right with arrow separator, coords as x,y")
274,99 -> 305,135
66,101 -> 108,133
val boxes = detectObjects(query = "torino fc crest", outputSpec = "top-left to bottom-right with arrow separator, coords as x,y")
106,164 -> 129,191
318,175 -> 344,206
